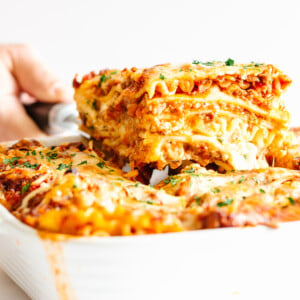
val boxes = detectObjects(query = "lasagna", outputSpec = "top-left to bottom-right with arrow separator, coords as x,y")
74,60 -> 292,172
1,139 -> 300,236
0,140 -> 185,236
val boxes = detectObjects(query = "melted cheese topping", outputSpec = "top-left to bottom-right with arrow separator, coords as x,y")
1,140 -> 300,236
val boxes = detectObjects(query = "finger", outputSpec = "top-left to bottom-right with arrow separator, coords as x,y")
0,94 -> 46,142
5,44 -> 73,103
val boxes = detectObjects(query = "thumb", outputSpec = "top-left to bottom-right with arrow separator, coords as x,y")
7,44 -> 73,103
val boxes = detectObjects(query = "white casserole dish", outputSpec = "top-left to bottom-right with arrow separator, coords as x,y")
1,136 -> 300,300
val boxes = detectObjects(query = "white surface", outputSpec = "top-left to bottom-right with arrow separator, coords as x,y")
0,0 -> 300,124
0,269 -> 29,300
0,0 -> 300,298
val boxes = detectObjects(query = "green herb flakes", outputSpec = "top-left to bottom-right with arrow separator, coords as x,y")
287,197 -> 295,205
194,196 -> 202,205
217,198 -> 234,207
183,168 -> 196,174
225,58 -> 234,66
164,176 -> 185,186
97,162 -> 105,168
3,158 -> 10,165
97,74 -> 106,88
200,61 -> 215,66
57,163 -> 69,170
92,99 -> 98,110
21,183 -> 31,194
23,162 -> 39,169
238,175 -> 245,184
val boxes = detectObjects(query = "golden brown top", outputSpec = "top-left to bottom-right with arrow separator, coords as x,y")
74,61 -> 291,110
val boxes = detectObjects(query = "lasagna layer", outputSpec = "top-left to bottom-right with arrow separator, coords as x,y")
157,164 -> 300,228
0,140 -> 185,236
1,140 -> 300,236
74,61 -> 292,171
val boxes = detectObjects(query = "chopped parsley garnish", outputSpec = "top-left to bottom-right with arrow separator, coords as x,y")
225,58 -> 235,66
3,158 -> 10,165
243,154 -> 248,160
21,183 -> 31,194
243,65 -> 254,69
71,153 -> 77,157
287,197 -> 295,204
243,62 -> 263,69
192,60 -> 200,65
217,198 -> 233,207
238,175 -> 245,184
183,168 -> 196,174
159,74 -> 165,80
164,176 -> 185,186
211,188 -> 221,193
57,163 -> 71,170
39,151 -> 44,159
137,199 -> 155,205
217,137 -> 224,143
73,184 -> 78,188
253,177 -> 259,184
134,182 -> 139,188
194,196 -> 202,205
200,61 -> 215,66
259,189 -> 266,194
97,74 -> 106,88
251,61 -> 263,67
110,71 -> 118,75
3,157 -> 20,166
97,162 -> 105,168
190,173 -> 202,177
77,160 -> 88,166
46,151 -> 58,160
23,162 -> 39,169
10,157 -> 20,163
31,150 -> 37,156
51,146 -> 56,150
92,99 -> 98,110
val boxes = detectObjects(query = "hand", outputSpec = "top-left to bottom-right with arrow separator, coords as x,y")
0,44 -> 72,142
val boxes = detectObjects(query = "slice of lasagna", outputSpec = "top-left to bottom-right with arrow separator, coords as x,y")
157,164 -> 300,229
74,61 -> 292,172
0,140 -> 185,236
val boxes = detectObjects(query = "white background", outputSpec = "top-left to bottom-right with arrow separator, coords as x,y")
1,0 -> 300,125
0,0 -> 300,298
